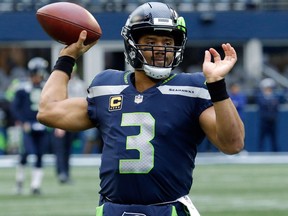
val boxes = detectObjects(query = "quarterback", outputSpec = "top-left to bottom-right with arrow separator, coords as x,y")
37,2 -> 244,215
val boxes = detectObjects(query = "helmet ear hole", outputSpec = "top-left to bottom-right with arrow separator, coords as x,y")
123,38 -> 144,69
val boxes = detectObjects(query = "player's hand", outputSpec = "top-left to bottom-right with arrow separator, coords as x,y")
59,30 -> 98,59
202,43 -> 237,83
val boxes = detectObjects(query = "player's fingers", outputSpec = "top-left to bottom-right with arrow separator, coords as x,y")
59,31 -> 88,58
209,48 -> 221,62
222,43 -> 237,62
78,30 -> 87,45
203,50 -> 211,63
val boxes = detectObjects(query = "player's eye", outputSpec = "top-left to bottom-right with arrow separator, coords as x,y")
146,40 -> 155,45
165,42 -> 173,46
164,38 -> 174,46
138,45 -> 152,52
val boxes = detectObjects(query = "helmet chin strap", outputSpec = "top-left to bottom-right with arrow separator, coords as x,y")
143,64 -> 172,79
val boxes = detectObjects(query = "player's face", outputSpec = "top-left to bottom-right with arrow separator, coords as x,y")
31,74 -> 43,84
137,35 -> 175,67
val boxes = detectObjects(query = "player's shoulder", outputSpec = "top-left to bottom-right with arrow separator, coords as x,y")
94,69 -> 125,80
89,69 -> 127,87
169,72 -> 207,88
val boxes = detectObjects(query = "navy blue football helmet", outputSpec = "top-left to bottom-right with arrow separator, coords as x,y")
121,2 -> 187,79
27,57 -> 48,77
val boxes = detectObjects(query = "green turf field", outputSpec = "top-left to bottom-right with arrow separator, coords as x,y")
0,163 -> 287,216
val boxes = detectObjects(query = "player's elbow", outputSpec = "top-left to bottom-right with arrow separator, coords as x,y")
220,138 -> 245,155
220,124 -> 245,155
37,102 -> 53,127
36,111 -> 44,124
37,110 -> 48,126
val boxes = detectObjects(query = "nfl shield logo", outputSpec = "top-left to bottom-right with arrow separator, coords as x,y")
134,94 -> 143,104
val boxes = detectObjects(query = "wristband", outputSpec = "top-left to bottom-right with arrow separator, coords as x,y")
53,56 -> 75,78
206,79 -> 229,102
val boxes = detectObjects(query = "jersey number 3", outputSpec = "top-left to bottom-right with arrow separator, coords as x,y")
119,112 -> 155,174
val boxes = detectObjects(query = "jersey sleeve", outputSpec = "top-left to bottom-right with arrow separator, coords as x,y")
177,72 -> 213,117
191,72 -> 213,116
86,69 -> 126,124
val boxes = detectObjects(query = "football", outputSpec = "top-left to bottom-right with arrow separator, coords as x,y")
36,2 -> 102,45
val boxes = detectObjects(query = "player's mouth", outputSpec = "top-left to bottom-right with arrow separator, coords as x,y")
152,56 -> 168,66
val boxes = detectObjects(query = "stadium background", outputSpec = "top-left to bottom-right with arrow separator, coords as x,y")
0,1 -> 288,216
1,0 -> 288,152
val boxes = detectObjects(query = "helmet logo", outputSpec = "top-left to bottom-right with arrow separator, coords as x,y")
177,17 -> 186,33
129,50 -> 136,60
153,18 -> 173,26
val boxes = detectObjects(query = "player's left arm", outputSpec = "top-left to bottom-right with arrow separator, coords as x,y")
200,101 -> 244,154
200,43 -> 245,154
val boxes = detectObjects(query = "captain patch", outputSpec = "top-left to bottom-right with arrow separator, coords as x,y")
109,95 -> 123,111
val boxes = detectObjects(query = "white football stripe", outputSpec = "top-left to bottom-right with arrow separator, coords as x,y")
87,85 -> 129,98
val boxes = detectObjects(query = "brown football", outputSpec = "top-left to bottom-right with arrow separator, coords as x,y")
36,2 -> 102,45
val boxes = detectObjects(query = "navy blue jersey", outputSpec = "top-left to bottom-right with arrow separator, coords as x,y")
87,70 -> 212,205
11,81 -> 43,124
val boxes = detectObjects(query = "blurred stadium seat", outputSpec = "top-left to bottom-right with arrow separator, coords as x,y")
0,0 -> 288,12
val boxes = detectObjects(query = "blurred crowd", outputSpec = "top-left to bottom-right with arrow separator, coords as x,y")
1,0 -> 288,13
0,47 -> 103,156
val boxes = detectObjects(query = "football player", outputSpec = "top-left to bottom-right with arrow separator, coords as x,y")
37,2 -> 244,215
12,57 -> 49,195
